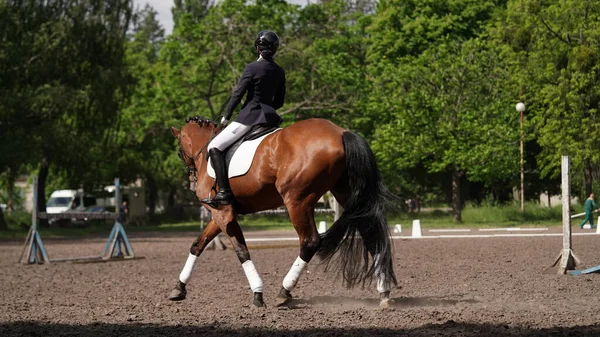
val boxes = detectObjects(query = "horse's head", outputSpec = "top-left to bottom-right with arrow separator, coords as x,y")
170,116 -> 221,189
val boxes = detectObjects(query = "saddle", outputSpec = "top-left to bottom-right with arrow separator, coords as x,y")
207,124 -> 281,179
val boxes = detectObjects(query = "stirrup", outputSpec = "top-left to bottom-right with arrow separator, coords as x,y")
201,190 -> 233,208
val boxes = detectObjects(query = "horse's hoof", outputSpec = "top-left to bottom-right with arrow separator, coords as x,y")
275,287 -> 292,307
379,291 -> 391,308
168,281 -> 187,301
253,292 -> 266,308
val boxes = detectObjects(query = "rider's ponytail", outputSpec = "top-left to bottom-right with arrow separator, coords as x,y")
260,49 -> 274,60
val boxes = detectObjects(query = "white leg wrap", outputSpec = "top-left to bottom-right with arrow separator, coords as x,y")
242,260 -> 264,293
282,256 -> 308,291
374,253 -> 391,293
377,276 -> 391,293
179,253 -> 198,284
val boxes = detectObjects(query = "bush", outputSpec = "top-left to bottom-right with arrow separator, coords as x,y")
462,202 -> 562,224
4,210 -> 31,230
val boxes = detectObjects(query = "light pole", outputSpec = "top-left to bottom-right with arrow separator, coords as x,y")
516,102 -> 526,213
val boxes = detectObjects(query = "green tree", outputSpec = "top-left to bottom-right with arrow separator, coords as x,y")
132,4 -> 165,60
118,3 -> 177,216
160,0 -> 299,121
364,0 -> 524,213
281,0 -> 375,135
367,0 -> 505,62
498,0 -> 600,197
172,0 -> 212,27
372,40 -> 518,222
0,0 -> 133,224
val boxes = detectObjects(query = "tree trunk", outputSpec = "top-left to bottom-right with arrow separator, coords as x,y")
146,175 -> 157,217
0,205 -> 7,230
166,185 -> 180,220
451,167 -> 463,223
37,159 -> 50,227
6,167 -> 15,213
167,185 -> 177,213
584,160 -> 593,197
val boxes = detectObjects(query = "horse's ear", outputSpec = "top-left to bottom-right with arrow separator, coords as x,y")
170,126 -> 180,139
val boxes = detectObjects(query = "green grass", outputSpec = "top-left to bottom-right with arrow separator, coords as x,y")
389,202 -> 564,228
0,202 -> 569,240
133,213 -> 337,233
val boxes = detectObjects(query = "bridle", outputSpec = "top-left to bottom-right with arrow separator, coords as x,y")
176,117 -> 223,192
177,131 -> 214,191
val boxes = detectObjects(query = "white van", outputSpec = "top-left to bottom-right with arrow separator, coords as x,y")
46,190 -> 97,214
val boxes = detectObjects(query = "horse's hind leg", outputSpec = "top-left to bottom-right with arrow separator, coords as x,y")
168,219 -> 222,301
358,229 -> 393,308
330,171 -> 350,207
332,179 -> 392,308
276,205 -> 320,306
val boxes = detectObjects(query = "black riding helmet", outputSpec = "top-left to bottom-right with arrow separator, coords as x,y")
254,30 -> 279,54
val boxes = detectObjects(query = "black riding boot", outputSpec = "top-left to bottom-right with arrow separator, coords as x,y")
202,148 -> 234,206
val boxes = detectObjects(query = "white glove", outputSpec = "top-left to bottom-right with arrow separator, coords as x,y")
221,117 -> 229,126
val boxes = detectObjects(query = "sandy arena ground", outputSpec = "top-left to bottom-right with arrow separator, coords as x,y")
2,227 -> 600,336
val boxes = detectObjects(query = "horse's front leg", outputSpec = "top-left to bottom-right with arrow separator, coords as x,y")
168,219 -> 222,301
212,206 -> 265,308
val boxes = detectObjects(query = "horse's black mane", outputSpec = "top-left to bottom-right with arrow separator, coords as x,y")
185,116 -> 218,128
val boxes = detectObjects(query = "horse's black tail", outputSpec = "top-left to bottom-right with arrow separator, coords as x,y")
317,131 -> 398,289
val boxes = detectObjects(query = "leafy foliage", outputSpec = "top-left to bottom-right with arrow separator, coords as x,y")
2,0 -> 599,225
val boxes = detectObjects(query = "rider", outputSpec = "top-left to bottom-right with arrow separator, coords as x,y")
201,30 -> 286,206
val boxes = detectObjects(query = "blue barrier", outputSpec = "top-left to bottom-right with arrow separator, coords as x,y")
20,177 -> 139,264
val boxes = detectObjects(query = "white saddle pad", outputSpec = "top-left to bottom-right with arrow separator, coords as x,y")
207,129 -> 281,179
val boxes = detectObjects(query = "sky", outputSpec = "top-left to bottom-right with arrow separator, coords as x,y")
134,0 -> 176,35
133,0 -> 308,36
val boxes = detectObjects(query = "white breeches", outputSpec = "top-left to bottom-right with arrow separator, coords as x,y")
208,121 -> 253,151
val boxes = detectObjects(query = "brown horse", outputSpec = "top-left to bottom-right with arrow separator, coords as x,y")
168,117 -> 397,308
